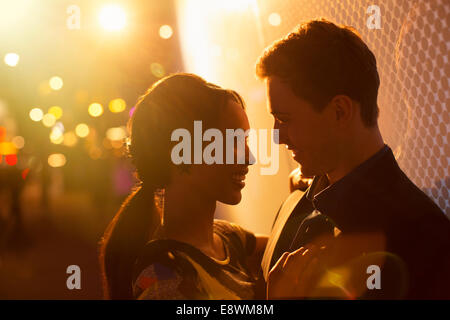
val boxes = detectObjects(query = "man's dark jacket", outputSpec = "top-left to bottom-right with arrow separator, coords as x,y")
263,146 -> 450,299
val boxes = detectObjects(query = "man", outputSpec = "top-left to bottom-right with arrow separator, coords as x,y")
256,19 -> 450,299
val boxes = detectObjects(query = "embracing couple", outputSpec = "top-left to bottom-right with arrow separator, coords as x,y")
99,19 -> 450,300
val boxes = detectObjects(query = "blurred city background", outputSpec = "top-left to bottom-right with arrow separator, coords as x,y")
0,0 -> 448,299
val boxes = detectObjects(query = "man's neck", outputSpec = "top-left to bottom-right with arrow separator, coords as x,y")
327,127 -> 385,185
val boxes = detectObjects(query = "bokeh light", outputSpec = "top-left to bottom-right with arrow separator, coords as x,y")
0,142 -> 16,155
75,123 -> 90,138
4,53 -> 19,67
89,147 -> 102,160
99,4 -> 126,31
151,62 -> 165,78
42,113 -> 56,127
0,99 -> 7,119
11,136 -> 25,149
49,76 -> 63,90
48,153 -> 66,168
159,25 -> 173,39
106,126 -> 127,141
50,127 -> 64,144
108,98 -> 126,113
268,13 -> 281,26
54,121 -> 65,133
0,126 -> 5,141
5,154 -> 17,166
21,168 -> 30,180
63,131 -> 78,147
48,106 -> 63,119
88,103 -> 103,117
29,108 -> 44,122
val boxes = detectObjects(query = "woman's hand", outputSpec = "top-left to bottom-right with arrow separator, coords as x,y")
289,167 -> 312,192
267,245 -> 322,299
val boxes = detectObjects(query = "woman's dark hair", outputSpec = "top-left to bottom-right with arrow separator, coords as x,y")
98,73 -> 245,299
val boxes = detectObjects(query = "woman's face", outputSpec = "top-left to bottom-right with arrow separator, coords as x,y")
183,99 -> 252,205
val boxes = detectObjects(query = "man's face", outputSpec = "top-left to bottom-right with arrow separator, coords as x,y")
265,76 -> 339,177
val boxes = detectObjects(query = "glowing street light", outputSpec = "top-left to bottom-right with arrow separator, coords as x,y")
29,107 -> 44,121
75,123 -> 90,138
159,25 -> 173,39
99,4 -> 126,31
4,53 -> 19,67
88,103 -> 103,117
48,106 -> 63,119
48,153 -> 66,168
268,13 -> 281,26
49,76 -> 63,90
108,98 -> 126,113
42,113 -> 56,127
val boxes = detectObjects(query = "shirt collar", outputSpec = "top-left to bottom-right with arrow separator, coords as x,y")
305,144 -> 391,214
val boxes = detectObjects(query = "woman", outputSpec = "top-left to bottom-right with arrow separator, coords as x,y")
99,73 -> 267,299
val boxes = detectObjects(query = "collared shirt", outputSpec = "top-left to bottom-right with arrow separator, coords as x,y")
264,144 -> 450,298
269,145 -> 390,269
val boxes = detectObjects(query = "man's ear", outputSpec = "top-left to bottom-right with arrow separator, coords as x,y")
330,95 -> 355,127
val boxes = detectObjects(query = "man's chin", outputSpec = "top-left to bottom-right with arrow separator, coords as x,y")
297,165 -> 317,179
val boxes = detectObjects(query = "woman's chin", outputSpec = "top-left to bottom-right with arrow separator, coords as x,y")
220,191 -> 242,205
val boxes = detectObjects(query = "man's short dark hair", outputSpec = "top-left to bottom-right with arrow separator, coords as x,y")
256,19 -> 380,127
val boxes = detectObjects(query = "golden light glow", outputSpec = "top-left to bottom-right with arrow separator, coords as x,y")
159,25 -> 173,39
38,81 -> 52,95
49,76 -> 63,90
268,12 -> 281,26
151,62 -> 165,78
42,113 -> 56,127
48,106 -> 63,119
0,142 -> 17,155
48,153 -> 66,168
103,137 -> 112,149
219,0 -> 256,11
88,103 -> 103,117
99,4 -> 126,31
89,147 -> 102,160
4,53 -> 19,67
29,108 -> 44,121
11,136 -> 25,149
75,90 -> 89,103
54,121 -> 65,133
75,123 -> 90,138
63,131 -> 78,147
106,126 -> 126,141
50,127 -> 64,144
108,98 -> 126,113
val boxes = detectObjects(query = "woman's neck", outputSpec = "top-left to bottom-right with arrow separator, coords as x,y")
161,184 -> 219,255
